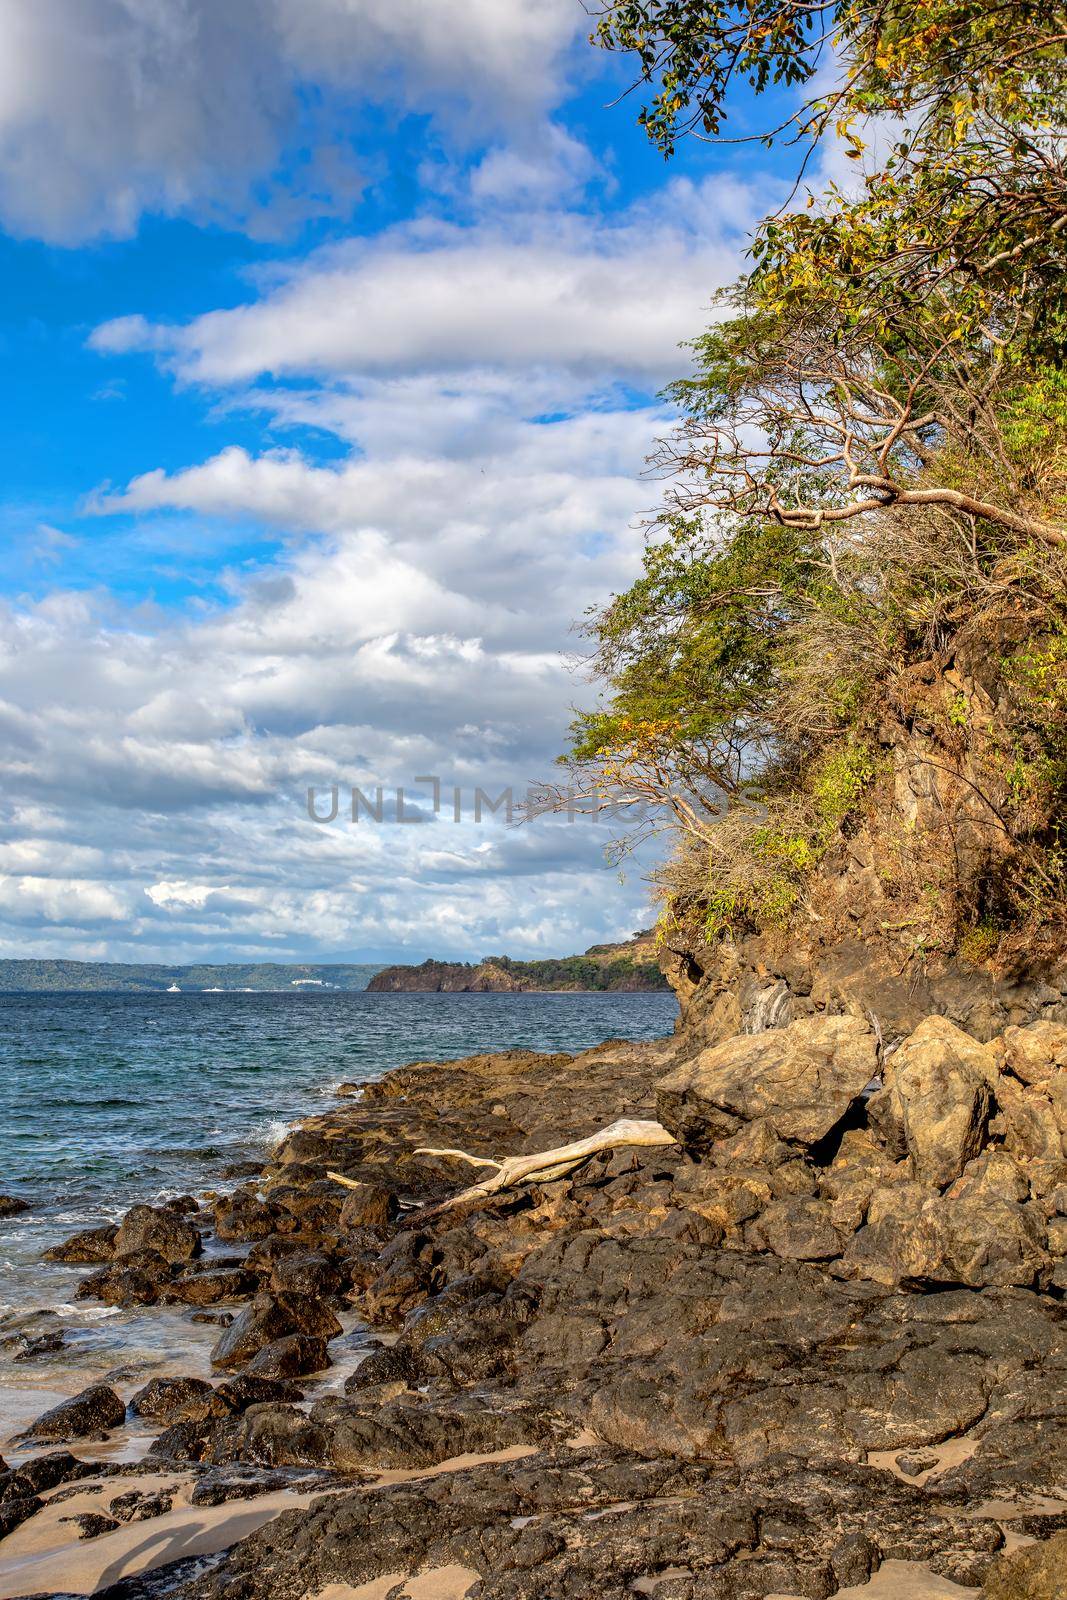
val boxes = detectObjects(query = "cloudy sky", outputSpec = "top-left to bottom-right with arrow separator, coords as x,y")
0,0 -> 796,964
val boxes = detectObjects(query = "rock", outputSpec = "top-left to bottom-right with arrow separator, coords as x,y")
844,1183 -> 1049,1288
747,1197 -> 846,1261
148,1418 -> 218,1463
999,1021 -> 1067,1086
62,1510 -> 120,1539
338,1183 -> 399,1229
14,1330 -> 67,1362
129,1376 -> 215,1424
208,1403 -> 329,1469
656,1015 -> 878,1153
245,1334 -> 330,1380
993,1077 -> 1064,1161
19,1384 -> 126,1444
362,1233 -> 443,1321
0,1195 -> 29,1217
0,1451 -> 94,1506
267,1252 -> 340,1299
210,1292 -> 341,1370
210,1295 -> 298,1371
76,1249 -> 176,1306
214,1189 -> 282,1242
213,1375 -> 305,1411
42,1223 -> 117,1263
164,1267 -> 259,1306
113,1203 -> 202,1263
108,1488 -> 173,1522
883,1017 -> 994,1187
982,1530 -> 1067,1598
0,1495 -> 42,1538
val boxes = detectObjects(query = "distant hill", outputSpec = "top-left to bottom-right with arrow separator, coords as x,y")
0,960 -> 385,993
366,932 -> 669,993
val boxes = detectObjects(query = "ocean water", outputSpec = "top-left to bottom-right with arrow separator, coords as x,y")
0,988 -> 677,1438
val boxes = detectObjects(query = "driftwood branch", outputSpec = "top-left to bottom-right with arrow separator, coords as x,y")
408,1117 -> 678,1215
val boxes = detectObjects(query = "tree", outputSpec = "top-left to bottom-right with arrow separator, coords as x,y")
564,0 -> 1067,958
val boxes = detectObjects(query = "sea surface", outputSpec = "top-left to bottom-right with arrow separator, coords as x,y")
0,988 -> 677,1439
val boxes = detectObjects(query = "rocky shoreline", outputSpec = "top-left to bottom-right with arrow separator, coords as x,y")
2,989 -> 1066,1598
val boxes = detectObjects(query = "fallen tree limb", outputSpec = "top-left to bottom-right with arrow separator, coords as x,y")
406,1117 -> 678,1215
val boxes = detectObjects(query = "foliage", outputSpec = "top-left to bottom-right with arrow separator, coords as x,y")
568,0 -> 1067,958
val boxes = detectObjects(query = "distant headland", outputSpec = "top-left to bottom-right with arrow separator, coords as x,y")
366,931 -> 669,992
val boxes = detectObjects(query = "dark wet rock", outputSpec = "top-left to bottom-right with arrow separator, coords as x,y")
362,1231 -> 444,1321
13,1329 -> 67,1362
76,1248 -> 176,1306
343,1342 -> 426,1392
148,1418 -> 219,1463
2,1451 -> 95,1498
213,1374 -> 305,1411
108,1488 -> 174,1522
266,1251 -> 340,1299
189,1470 -> 307,1507
18,1383 -> 126,1444
209,1291 -> 341,1370
208,1404 -> 329,1469
163,1266 -> 259,1306
42,1222 -> 118,1263
213,1188 -> 282,1242
310,1393 -> 549,1472
245,1334 -> 330,1380
114,1203 -> 202,1263
0,1195 -> 29,1217
130,1376 -> 215,1425
62,1510 -> 121,1539
656,1015 -> 877,1153
338,1182 -> 399,1230
268,1180 -> 343,1234
0,1494 -> 42,1538
982,1531 -> 1067,1597
191,1310 -> 234,1325
220,1159 -> 266,1181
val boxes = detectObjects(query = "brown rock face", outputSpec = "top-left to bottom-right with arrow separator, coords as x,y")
982,1530 -> 1067,1598
656,1014 -> 878,1152
883,1017 -> 994,1187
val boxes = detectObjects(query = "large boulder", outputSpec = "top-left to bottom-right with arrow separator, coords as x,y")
113,1203 -> 202,1263
210,1291 -> 341,1370
42,1223 -> 117,1263
18,1384 -> 126,1444
843,1181 -> 1049,1289
245,1334 -> 330,1380
129,1376 -> 216,1425
878,1017 -> 994,1187
656,1015 -> 878,1153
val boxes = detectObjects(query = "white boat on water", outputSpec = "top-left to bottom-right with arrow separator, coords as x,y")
166,983 -> 181,993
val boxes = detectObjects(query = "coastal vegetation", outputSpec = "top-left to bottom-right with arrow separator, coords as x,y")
366,933 -> 669,992
569,0 -> 1067,970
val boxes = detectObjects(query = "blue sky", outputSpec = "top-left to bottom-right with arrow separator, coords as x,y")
0,1 -> 805,964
